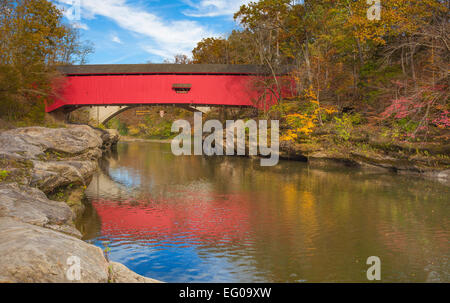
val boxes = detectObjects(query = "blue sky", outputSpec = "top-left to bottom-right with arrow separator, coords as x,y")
52,0 -> 251,64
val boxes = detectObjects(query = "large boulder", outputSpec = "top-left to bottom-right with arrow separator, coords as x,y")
0,183 -> 81,238
0,125 -> 119,193
0,126 -> 158,283
0,217 -> 109,283
109,262 -> 161,283
0,126 -> 103,160
31,160 -> 98,193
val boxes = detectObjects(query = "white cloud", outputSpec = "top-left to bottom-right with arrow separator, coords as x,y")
54,0 -> 220,59
141,46 -> 174,60
71,22 -> 89,30
111,34 -> 122,44
54,1 -> 88,30
182,0 -> 251,18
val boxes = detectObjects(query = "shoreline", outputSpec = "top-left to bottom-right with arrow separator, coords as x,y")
119,136 -> 450,185
120,136 -> 172,144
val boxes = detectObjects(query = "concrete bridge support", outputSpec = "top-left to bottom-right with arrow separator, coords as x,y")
88,106 -> 136,126
87,105 -> 211,126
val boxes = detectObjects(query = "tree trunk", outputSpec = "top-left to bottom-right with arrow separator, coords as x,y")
303,41 -> 313,86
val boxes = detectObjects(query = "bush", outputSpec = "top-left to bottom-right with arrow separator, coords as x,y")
334,114 -> 354,141
107,118 -> 129,136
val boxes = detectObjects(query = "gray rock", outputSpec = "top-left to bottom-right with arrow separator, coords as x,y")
109,262 -> 162,283
0,183 -> 81,238
31,160 -> 98,193
0,217 -> 109,283
99,129 -> 120,151
0,125 -> 119,193
422,169 -> 450,186
436,169 -> 450,179
0,126 -> 103,160
0,126 -> 156,283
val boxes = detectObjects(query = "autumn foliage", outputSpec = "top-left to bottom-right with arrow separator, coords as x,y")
192,0 -> 449,142
0,0 -> 92,123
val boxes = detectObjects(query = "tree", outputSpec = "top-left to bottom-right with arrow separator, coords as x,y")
192,37 -> 229,64
192,0 -> 449,137
164,54 -> 192,64
0,0 -> 93,122
192,31 -> 259,64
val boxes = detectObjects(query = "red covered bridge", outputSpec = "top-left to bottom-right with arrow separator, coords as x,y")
47,64 -> 291,122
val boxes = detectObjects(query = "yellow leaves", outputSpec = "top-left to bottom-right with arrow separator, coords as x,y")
324,106 -> 338,115
128,125 -> 140,136
304,86 -> 318,103
280,130 -> 298,142
346,0 -> 448,45
298,127 -> 313,134
281,112 -> 317,142
281,87 -> 338,143
305,119 -> 315,129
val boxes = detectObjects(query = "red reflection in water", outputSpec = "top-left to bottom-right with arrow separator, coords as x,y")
92,193 -> 253,243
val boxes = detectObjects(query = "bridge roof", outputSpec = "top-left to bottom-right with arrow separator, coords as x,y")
56,64 -> 271,75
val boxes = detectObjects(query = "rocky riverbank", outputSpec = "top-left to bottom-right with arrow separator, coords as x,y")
279,136 -> 450,185
118,133 -> 449,185
0,125 -> 160,283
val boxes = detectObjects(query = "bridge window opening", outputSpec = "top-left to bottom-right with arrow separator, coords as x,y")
172,83 -> 192,94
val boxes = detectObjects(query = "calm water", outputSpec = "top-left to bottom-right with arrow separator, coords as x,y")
77,142 -> 449,283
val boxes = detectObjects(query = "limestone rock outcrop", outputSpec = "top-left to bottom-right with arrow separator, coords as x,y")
0,125 -> 159,283
0,217 -> 109,283
0,183 -> 81,238
0,125 -> 119,193
109,262 -> 162,283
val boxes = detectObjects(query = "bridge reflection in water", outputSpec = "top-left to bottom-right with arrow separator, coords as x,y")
77,142 -> 450,283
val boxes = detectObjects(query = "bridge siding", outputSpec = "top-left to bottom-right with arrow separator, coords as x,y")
47,74 -> 262,112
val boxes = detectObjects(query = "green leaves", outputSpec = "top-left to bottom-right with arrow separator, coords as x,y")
0,170 -> 10,182
334,114 -> 356,142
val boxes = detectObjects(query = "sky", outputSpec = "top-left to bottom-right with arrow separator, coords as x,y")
52,0 -> 252,64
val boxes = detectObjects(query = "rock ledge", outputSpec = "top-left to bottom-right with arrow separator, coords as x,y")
0,126 -> 160,283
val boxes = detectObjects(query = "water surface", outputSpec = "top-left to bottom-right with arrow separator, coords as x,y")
78,142 -> 449,282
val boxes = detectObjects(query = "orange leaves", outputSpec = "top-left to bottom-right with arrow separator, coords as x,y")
304,86 -> 319,105
281,112 -> 317,142
192,38 -> 229,64
345,0 -> 448,45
